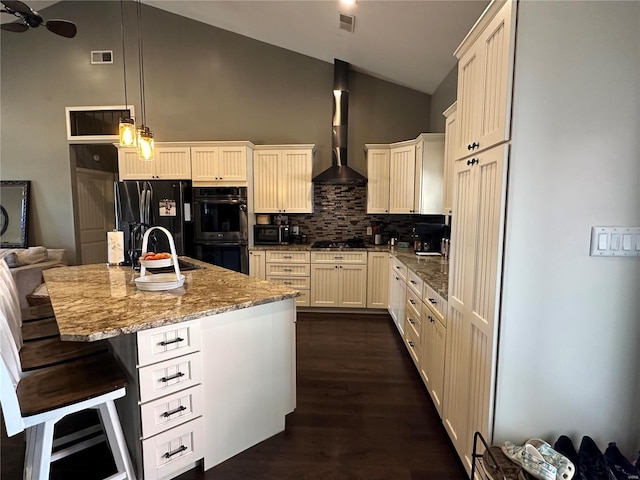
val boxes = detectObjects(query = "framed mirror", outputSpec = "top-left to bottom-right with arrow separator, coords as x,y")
1,180 -> 31,248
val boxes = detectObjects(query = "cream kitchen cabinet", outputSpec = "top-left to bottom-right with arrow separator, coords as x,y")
387,256 -> 407,335
366,251 -> 389,309
265,250 -> 310,307
366,134 -> 444,214
248,250 -> 266,280
442,102 -> 457,215
310,251 -> 367,308
253,145 -> 314,214
191,144 -> 251,186
454,0 -> 516,161
443,143 -> 508,470
118,145 -> 192,180
404,288 -> 422,368
365,147 -> 390,214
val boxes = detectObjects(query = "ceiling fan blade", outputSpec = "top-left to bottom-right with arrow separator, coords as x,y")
1,0 -> 34,16
0,22 -> 28,32
45,20 -> 76,38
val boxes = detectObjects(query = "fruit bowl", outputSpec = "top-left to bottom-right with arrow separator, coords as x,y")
139,253 -> 173,268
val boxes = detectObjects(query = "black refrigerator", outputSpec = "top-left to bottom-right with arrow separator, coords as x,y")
114,180 -> 193,266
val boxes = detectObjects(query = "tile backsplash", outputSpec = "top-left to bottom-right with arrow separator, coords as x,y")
286,184 -> 445,244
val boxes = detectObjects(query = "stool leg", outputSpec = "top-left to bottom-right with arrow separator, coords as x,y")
28,420 -> 54,480
23,427 -> 37,480
98,400 -> 137,480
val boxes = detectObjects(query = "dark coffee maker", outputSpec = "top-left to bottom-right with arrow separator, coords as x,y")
415,223 -> 447,255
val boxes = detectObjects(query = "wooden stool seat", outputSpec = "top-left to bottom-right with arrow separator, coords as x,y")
21,318 -> 59,341
21,304 -> 54,322
20,337 -> 108,371
17,353 -> 128,417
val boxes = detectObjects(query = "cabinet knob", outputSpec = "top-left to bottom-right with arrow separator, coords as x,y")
429,298 -> 437,305
468,142 -> 479,150
428,315 -> 434,323
467,158 -> 478,166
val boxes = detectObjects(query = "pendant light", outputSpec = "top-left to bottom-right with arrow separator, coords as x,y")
118,0 -> 136,147
135,0 -> 154,161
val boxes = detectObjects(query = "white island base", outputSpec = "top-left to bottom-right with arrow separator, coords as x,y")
109,298 -> 297,480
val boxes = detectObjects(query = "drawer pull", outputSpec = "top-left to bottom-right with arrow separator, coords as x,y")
409,299 -> 416,305
429,298 -> 437,305
160,372 -> 185,383
283,255 -> 292,259
159,337 -> 184,347
408,318 -> 415,325
162,405 -> 187,418
408,340 -> 415,348
283,268 -> 292,272
428,315 -> 434,323
284,281 -> 293,285
395,265 -> 401,269
334,256 -> 344,260
410,280 -> 417,285
163,445 -> 188,459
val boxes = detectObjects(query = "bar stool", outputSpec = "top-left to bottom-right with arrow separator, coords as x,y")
0,260 -> 54,321
0,311 -> 137,480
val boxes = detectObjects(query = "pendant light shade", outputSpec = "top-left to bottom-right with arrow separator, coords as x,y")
138,126 -> 154,161
119,116 -> 137,147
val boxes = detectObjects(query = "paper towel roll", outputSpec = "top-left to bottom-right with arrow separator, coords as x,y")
107,231 -> 125,264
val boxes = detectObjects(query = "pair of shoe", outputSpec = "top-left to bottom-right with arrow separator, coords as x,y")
483,445 -> 529,480
605,442 -> 640,480
503,439 -> 575,480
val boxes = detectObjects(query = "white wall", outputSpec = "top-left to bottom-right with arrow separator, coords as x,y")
494,1 -> 640,456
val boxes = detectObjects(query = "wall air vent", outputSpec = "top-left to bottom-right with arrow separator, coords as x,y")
339,13 -> 355,33
91,50 -> 113,64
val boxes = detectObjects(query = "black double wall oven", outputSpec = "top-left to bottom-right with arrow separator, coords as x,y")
192,187 -> 248,274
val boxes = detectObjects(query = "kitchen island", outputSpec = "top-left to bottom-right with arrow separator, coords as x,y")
43,258 -> 299,480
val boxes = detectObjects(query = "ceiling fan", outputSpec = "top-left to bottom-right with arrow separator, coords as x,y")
1,0 -> 76,38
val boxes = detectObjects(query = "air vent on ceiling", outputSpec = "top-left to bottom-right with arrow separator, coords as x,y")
91,50 -> 113,64
339,13 -> 355,33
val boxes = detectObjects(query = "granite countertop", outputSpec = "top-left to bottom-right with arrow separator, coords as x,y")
249,244 -> 448,299
43,257 -> 299,342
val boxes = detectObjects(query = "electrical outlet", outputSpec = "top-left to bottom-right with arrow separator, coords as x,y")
366,226 -> 372,236
590,227 -> 640,256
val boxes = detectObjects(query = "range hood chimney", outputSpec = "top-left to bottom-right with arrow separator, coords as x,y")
313,59 -> 367,186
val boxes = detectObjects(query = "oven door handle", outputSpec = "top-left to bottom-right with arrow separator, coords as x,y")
195,241 -> 248,247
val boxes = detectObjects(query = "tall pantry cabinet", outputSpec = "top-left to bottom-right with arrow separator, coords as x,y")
443,0 -> 516,472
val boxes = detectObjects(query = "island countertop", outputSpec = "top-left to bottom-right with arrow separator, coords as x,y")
43,258 -> 299,342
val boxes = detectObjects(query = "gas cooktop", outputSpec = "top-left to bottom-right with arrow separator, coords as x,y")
311,238 -> 367,249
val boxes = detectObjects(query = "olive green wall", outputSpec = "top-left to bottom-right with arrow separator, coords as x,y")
1,1 -> 431,263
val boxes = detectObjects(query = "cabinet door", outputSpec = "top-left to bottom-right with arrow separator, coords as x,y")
248,250 -> 266,280
389,144 -> 417,213
191,147 -> 219,183
442,104 -> 457,215
310,264 -> 339,307
456,45 -> 483,161
217,146 -> 248,183
154,146 -> 192,179
387,265 -> 407,335
280,149 -> 313,213
338,264 -> 367,308
430,318 -> 446,417
118,148 -> 155,180
253,150 -> 281,213
367,252 -> 389,308
366,148 -> 390,214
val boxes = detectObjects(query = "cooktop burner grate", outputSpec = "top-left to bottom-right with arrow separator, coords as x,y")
311,238 -> 367,249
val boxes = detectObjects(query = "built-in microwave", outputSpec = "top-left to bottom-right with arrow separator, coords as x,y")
254,225 -> 290,245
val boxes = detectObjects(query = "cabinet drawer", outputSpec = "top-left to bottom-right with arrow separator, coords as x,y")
422,284 -> 447,326
139,353 -> 202,404
265,251 -> 310,263
140,385 -> 204,439
405,304 -> 421,341
404,321 -> 420,368
265,263 -> 310,276
407,270 -> 423,296
142,417 -> 204,480
266,276 -> 311,290
406,289 -> 422,318
311,252 -> 367,264
390,257 -> 407,281
295,289 -> 310,307
137,320 -> 201,367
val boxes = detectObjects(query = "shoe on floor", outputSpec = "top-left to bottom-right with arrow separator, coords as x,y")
528,438 -> 576,480
483,445 -> 528,480
555,436 -> 581,476
604,442 -> 640,480
503,441 -> 558,480
578,436 -> 616,480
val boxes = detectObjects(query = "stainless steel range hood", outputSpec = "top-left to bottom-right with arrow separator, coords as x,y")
313,59 -> 367,186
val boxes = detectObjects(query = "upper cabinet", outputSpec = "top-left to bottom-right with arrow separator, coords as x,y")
442,102 -> 457,215
118,145 -> 191,180
366,134 -> 444,215
191,144 -> 251,186
454,0 -> 516,160
253,145 -> 314,214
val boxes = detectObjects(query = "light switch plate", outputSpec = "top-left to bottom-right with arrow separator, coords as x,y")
590,227 -> 640,256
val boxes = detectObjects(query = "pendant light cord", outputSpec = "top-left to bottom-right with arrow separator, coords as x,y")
136,0 -> 146,126
120,0 -> 128,110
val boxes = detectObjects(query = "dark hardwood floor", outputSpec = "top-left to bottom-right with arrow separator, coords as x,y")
2,312 -> 467,480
